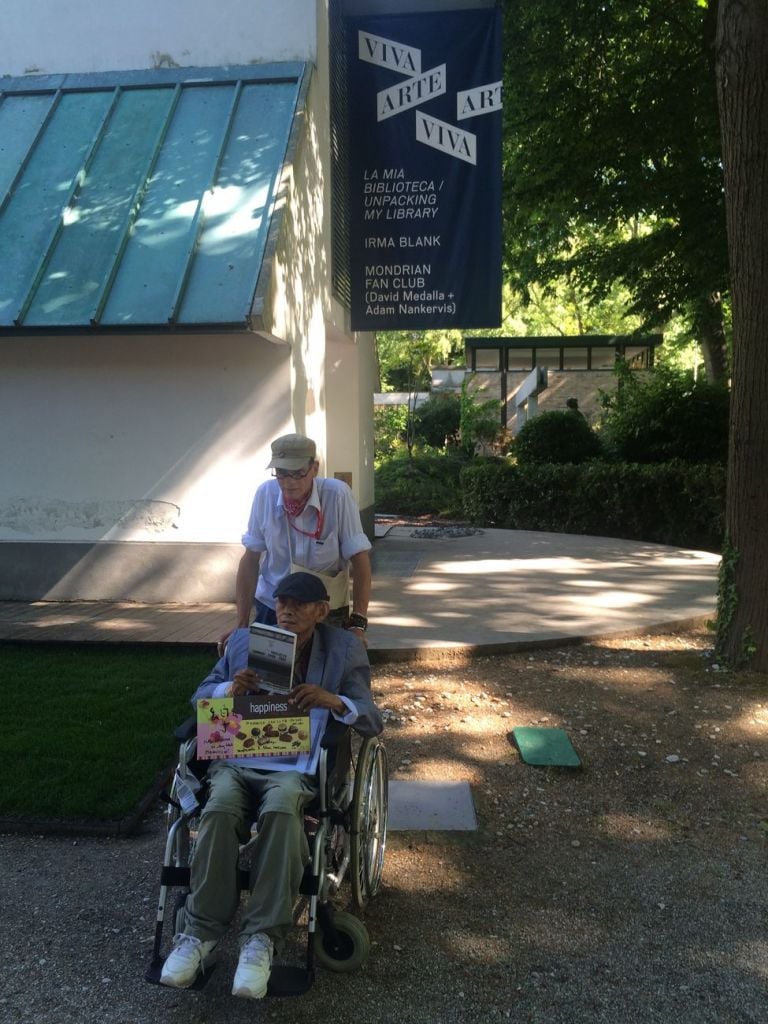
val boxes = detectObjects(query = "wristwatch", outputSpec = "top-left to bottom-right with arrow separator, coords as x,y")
347,613 -> 368,631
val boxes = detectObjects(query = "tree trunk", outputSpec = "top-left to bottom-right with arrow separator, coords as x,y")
693,292 -> 729,384
715,0 -> 768,669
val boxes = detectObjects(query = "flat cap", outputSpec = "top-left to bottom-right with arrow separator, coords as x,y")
273,571 -> 329,604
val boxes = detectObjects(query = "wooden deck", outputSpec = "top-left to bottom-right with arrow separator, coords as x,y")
0,600 -> 234,647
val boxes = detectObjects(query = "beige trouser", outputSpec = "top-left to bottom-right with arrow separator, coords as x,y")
183,763 -> 317,950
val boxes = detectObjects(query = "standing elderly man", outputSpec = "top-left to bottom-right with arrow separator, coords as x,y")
161,571 -> 383,999
220,433 -> 372,651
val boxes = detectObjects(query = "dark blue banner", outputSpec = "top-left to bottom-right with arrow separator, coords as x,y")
346,7 -> 502,331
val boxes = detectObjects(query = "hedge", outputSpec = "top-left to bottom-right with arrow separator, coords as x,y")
375,451 -> 469,516
460,460 -> 725,551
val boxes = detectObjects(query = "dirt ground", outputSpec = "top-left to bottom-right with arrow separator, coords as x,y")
1,625 -> 766,1024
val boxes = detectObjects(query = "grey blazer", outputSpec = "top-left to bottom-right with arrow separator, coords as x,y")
191,623 -> 383,741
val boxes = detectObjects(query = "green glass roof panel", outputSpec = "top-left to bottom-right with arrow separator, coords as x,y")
176,81 -> 299,326
0,92 -> 57,202
0,90 -> 116,326
101,83 -> 238,326
0,65 -> 306,332
24,87 -> 180,326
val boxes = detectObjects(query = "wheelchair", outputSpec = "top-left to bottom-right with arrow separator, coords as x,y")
146,717 -> 388,997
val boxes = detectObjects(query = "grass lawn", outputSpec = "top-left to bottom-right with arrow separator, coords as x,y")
0,644 -> 215,822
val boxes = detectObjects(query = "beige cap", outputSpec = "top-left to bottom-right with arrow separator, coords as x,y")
267,433 -> 317,470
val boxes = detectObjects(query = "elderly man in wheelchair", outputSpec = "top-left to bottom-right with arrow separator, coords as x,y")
156,571 -> 384,1000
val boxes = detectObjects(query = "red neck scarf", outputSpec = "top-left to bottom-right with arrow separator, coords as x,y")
283,496 -> 310,517
285,498 -> 324,541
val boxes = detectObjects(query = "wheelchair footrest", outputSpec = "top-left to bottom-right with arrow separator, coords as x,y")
160,865 -> 191,887
267,964 -> 314,998
299,865 -> 319,896
145,957 -> 312,997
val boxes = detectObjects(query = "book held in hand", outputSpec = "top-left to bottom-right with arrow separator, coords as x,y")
247,622 -> 297,694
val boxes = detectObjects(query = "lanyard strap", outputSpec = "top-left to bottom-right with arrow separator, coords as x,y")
288,505 -> 324,541
285,481 -> 324,543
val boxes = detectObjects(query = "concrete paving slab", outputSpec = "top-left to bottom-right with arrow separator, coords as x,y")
367,527 -> 719,658
388,779 -> 477,831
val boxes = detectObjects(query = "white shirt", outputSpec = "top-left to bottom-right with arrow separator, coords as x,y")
242,477 -> 371,609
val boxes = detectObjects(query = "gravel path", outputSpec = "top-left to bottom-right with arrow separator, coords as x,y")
2,627 -> 766,1024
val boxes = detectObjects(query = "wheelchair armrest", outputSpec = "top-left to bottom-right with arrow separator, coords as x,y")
320,721 -> 350,749
174,715 -> 197,742
321,726 -> 352,787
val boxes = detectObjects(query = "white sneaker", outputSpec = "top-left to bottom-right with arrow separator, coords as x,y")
232,933 -> 274,999
160,933 -> 218,988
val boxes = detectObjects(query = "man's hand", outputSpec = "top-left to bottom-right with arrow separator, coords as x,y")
289,683 -> 345,716
227,668 -> 265,698
217,627 -> 235,656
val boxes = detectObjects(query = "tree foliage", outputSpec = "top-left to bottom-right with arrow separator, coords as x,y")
373,405 -> 409,463
376,331 -> 459,392
459,377 -> 503,454
375,279 -> 645,390
412,393 -> 461,449
598,363 -> 730,464
503,0 -> 729,380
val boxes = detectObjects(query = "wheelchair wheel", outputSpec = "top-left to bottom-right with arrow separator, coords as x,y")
315,910 -> 370,973
350,736 -> 388,910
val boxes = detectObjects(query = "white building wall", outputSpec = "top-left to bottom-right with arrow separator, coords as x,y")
325,325 -> 377,527
0,334 -> 291,544
0,333 -> 293,600
0,0 -> 379,601
0,0 -> 317,75
316,2 -> 376,524
262,6 -> 377,524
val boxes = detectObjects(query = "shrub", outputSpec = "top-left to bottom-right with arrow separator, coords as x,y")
459,377 -> 503,453
513,410 -> 605,465
412,393 -> 461,449
599,363 -> 730,463
375,451 -> 469,516
461,459 -> 725,551
374,405 -> 409,462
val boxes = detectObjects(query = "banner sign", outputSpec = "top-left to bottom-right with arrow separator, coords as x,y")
346,7 -> 502,331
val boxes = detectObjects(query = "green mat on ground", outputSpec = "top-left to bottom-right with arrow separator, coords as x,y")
511,727 -> 581,767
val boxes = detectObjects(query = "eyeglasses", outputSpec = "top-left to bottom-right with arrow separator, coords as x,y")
272,463 -> 314,481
